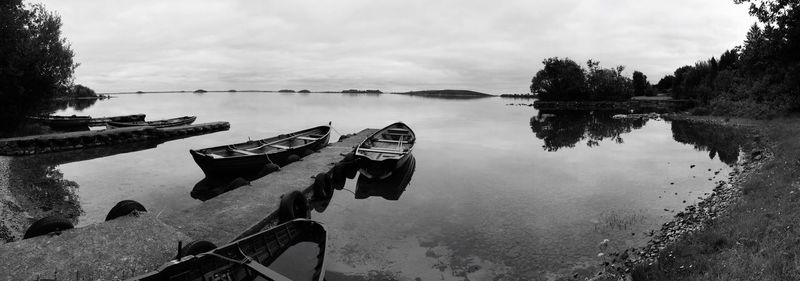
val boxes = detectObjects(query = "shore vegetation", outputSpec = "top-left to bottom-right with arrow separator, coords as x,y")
657,0 -> 799,118
0,1 -> 78,128
530,58 -> 635,102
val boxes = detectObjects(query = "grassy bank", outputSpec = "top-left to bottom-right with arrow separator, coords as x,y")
626,115 -> 800,280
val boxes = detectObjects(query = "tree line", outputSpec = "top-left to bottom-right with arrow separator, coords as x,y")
530,58 -> 655,102
531,0 -> 798,118
1,1 -> 93,131
654,0 -> 799,117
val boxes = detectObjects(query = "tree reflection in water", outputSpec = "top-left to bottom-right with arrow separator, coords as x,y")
0,141 -> 162,242
669,120 -> 750,166
1,156 -> 82,242
529,110 -> 648,151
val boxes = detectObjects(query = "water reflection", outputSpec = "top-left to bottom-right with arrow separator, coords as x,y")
0,141 -> 173,242
190,177 -> 252,201
354,155 -> 416,201
48,98 -> 100,112
529,110 -> 649,151
670,120 -> 748,166
1,156 -> 82,242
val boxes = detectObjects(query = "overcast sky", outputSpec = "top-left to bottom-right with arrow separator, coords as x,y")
37,0 -> 753,94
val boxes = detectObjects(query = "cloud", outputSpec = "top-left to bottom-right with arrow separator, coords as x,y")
39,0 -> 753,94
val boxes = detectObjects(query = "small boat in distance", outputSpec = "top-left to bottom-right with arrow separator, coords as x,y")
27,114 -> 92,129
355,122 -> 415,179
106,116 -> 196,129
190,123 -> 331,177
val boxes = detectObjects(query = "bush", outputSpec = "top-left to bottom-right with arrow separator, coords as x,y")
689,107 -> 711,116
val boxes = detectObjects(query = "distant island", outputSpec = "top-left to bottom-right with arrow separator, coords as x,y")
278,89 -> 296,93
194,89 -> 207,93
342,89 -> 382,94
298,89 -> 311,93
394,90 -> 492,99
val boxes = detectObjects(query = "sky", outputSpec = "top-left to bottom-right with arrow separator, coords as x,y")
37,0 -> 754,94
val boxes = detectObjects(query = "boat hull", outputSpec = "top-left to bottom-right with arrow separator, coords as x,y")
106,116 -> 196,129
190,125 -> 331,177
355,122 -> 416,180
27,115 -> 91,129
131,219 -> 328,281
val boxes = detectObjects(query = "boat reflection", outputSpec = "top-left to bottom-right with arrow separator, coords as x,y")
354,154 -> 416,201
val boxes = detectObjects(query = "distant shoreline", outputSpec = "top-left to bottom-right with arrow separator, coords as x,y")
100,89 -> 501,98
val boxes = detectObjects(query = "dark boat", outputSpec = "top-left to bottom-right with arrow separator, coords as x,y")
129,219 -> 328,281
106,116 -> 197,129
355,122 -> 415,179
88,114 -> 146,126
355,154 -> 416,200
27,115 -> 91,129
190,124 -> 331,177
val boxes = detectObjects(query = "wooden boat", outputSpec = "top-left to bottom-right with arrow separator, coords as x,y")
355,122 -> 415,179
88,114 -> 146,126
27,114 -> 91,129
190,124 -> 331,177
130,219 -> 328,281
355,154 -> 416,200
106,116 -> 196,129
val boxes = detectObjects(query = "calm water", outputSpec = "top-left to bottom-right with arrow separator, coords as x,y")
9,93 -> 739,280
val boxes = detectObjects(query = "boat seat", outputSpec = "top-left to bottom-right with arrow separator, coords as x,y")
270,144 -> 291,150
358,148 -> 404,154
297,136 -> 317,141
373,139 -> 403,143
207,153 -> 224,159
232,149 -> 258,156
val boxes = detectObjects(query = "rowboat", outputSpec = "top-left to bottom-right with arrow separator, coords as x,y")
190,124 -> 331,177
355,122 -> 415,179
355,154 -> 416,200
106,116 -> 197,129
27,115 -> 91,129
129,219 -> 328,281
88,114 -> 146,126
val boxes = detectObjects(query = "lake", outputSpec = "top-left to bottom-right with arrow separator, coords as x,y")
2,92 -> 740,280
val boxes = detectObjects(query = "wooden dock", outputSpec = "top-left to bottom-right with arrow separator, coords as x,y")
0,122 -> 230,156
0,128 -> 375,281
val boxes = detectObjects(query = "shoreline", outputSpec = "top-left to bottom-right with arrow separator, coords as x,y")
595,113 -> 774,280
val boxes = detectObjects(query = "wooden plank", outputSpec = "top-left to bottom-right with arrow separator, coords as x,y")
232,149 -> 258,156
373,139 -> 404,143
270,144 -> 291,150
358,148 -> 404,154
297,136 -> 317,141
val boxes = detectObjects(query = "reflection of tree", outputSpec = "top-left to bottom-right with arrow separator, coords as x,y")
529,111 -> 648,151
46,98 -> 98,112
670,120 -> 745,165
0,156 -> 82,242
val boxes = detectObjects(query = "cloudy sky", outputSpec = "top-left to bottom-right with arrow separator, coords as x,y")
38,0 -> 754,94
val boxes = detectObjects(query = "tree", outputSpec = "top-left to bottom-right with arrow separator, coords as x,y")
734,0 -> 800,62
0,1 -> 76,122
530,57 -> 587,101
585,61 -> 632,101
632,71 -> 649,96
656,75 -> 674,91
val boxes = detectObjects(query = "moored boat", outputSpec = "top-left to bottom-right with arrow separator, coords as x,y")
129,219 -> 328,281
27,114 -> 91,129
355,154 -> 416,200
106,116 -> 197,129
190,124 -> 331,177
355,122 -> 416,179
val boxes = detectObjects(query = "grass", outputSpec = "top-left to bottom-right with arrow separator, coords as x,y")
630,116 -> 800,280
